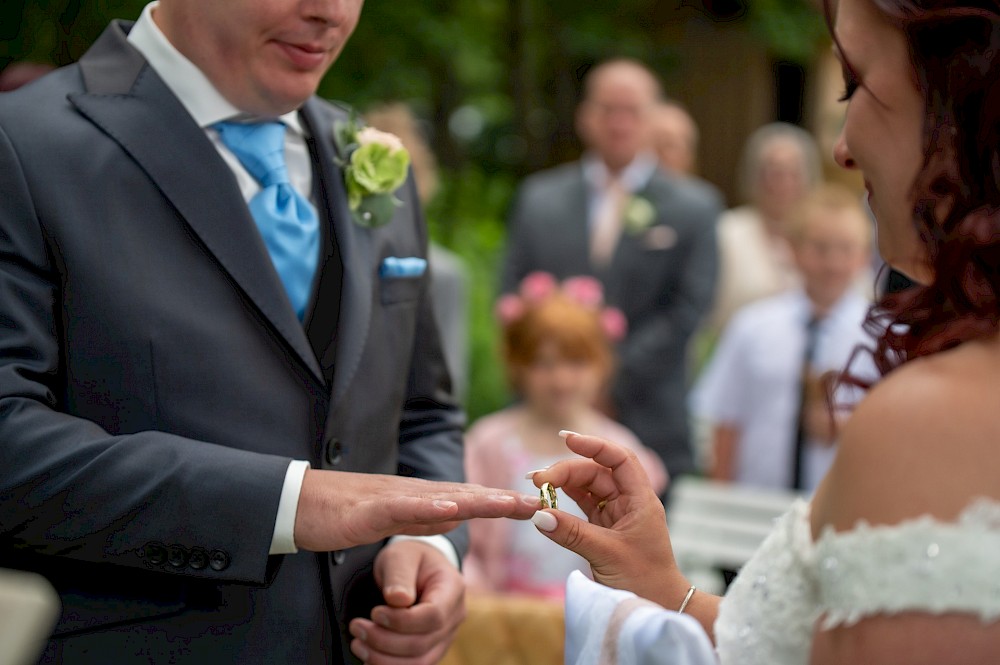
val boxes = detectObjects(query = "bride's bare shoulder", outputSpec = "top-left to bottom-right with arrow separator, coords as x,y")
812,337 -> 1000,535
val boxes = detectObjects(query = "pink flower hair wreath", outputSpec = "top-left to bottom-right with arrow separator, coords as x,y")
495,272 -> 629,342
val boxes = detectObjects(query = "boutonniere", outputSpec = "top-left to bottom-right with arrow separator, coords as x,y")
333,114 -> 411,228
623,195 -> 657,235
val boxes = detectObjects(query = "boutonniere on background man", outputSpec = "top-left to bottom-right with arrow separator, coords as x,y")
623,195 -> 657,235
334,115 -> 411,228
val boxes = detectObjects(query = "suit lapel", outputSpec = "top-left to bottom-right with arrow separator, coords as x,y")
69,22 -> 324,385
300,99 -> 374,406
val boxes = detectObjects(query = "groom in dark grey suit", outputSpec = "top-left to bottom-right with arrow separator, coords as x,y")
502,59 -> 721,480
0,1 -> 537,663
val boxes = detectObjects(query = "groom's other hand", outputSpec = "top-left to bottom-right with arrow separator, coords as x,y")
349,540 -> 465,664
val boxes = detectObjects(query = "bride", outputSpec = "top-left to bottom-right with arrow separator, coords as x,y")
527,0 -> 1000,661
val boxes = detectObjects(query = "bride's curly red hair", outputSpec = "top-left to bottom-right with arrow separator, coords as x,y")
828,0 -> 1000,376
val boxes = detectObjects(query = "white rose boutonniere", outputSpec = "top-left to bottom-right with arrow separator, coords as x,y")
623,195 -> 657,235
333,114 -> 411,228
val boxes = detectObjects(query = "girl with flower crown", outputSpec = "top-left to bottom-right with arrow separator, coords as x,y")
462,272 -> 667,599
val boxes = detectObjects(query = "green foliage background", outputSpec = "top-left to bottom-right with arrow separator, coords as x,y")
0,0 -> 824,420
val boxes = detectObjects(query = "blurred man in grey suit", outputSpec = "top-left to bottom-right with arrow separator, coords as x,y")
0,1 -> 536,663
502,59 -> 721,480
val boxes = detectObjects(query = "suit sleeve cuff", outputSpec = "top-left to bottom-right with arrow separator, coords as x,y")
269,460 -> 311,555
388,535 -> 461,569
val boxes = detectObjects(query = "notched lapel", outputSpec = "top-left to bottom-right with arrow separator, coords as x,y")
69,22 -> 324,385
78,21 -> 146,95
300,99 -> 374,406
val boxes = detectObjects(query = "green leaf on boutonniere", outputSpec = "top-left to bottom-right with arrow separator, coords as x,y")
333,113 -> 360,158
623,195 -> 657,235
333,111 -> 411,228
352,192 -> 400,229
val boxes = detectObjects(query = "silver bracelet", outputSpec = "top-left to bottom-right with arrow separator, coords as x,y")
678,586 -> 697,614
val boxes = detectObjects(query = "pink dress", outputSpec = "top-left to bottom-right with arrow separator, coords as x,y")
463,407 -> 668,599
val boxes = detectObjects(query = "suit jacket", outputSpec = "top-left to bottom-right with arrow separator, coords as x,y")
0,22 -> 465,664
501,162 -> 721,476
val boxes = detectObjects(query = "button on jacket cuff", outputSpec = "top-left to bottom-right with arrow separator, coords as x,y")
269,460 -> 310,555
388,535 -> 461,569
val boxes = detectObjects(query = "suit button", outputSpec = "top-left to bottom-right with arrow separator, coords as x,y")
325,438 -> 343,466
209,550 -> 230,571
331,550 -> 346,566
167,545 -> 188,568
144,543 -> 166,565
188,548 -> 209,570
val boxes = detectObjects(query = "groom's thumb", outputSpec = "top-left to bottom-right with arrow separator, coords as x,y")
375,544 -> 419,608
531,509 -> 608,563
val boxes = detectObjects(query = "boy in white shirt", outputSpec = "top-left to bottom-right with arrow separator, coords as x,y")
692,185 -> 874,492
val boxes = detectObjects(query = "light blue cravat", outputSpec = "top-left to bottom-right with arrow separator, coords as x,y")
214,121 -> 319,321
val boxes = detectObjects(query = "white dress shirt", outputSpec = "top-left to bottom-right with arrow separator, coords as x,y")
581,152 -> 659,231
127,2 -> 458,566
691,288 -> 873,491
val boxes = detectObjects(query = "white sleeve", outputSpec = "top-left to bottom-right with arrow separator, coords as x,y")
269,460 -> 311,555
691,314 -> 752,425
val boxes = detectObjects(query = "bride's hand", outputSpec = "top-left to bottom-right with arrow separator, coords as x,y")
529,431 -> 686,607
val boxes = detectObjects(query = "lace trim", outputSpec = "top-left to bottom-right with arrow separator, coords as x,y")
715,501 -> 819,665
814,497 -> 1000,629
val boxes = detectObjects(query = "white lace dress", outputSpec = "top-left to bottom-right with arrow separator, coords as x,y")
715,499 -> 1000,663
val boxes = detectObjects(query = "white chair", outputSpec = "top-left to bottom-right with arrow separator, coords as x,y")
666,477 -> 802,595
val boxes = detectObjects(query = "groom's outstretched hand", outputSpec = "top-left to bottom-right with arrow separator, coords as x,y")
349,540 -> 465,665
293,470 -> 540,552
529,432 -> 686,609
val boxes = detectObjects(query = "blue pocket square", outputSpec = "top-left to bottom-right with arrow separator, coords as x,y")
379,256 -> 427,279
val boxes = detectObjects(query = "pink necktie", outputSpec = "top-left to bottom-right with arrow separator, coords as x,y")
590,177 -> 628,269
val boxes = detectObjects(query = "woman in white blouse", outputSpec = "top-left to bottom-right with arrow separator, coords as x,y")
707,123 -> 822,336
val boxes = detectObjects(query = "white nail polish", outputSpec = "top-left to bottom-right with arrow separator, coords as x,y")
531,510 -> 558,532
524,468 -> 548,480
558,430 -> 581,439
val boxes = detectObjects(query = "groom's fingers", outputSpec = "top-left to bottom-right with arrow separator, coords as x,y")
379,492 -> 538,532
443,491 -> 541,520
373,543 -> 420,609
381,496 -> 459,528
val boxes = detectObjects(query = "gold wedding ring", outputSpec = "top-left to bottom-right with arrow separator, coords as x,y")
597,499 -> 608,512
540,482 -> 558,510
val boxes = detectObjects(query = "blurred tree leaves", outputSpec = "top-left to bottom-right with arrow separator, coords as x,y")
749,0 -> 828,62
3,0 -> 825,176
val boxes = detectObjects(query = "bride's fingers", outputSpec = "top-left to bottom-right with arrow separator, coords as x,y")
562,433 -> 652,494
556,475 -> 621,518
560,485 -> 602,518
533,458 -> 620,502
568,491 -> 620,526
530,508 -> 623,565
